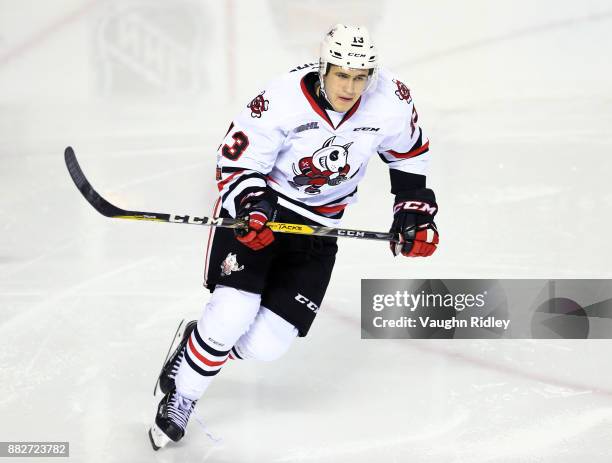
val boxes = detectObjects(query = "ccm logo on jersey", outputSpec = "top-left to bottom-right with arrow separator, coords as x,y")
354,127 -> 380,132
295,293 -> 319,313
348,53 -> 366,57
337,229 -> 365,237
393,201 -> 437,215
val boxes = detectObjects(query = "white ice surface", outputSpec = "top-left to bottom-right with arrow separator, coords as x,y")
1,1 -> 611,462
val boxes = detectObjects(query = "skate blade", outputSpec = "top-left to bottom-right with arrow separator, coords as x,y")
149,423 -> 172,451
153,319 -> 186,396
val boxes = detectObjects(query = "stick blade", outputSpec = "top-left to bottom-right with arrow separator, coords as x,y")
64,146 -> 126,217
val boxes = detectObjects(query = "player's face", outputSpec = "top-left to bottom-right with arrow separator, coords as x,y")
323,65 -> 370,112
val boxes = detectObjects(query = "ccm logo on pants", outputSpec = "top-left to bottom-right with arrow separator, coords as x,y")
295,293 -> 319,313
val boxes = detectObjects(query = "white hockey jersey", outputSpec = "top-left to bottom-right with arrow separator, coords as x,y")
215,63 -> 430,227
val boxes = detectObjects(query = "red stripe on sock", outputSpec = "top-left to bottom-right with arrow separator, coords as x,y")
188,336 -> 227,367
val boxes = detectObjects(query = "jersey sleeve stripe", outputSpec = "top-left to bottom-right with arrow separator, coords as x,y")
217,169 -> 245,191
220,171 -> 267,202
221,176 -> 268,216
386,140 -> 430,160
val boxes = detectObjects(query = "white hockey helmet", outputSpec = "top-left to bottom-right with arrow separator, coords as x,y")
319,24 -> 379,93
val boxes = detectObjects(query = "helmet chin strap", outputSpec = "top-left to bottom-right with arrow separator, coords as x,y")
315,77 -> 336,111
320,86 -> 333,107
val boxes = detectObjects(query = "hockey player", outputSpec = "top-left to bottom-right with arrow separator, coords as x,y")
149,24 -> 439,450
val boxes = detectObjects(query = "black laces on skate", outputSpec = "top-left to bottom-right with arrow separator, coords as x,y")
168,348 -> 185,382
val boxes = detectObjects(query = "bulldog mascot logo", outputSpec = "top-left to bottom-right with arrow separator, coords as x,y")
290,136 -> 353,195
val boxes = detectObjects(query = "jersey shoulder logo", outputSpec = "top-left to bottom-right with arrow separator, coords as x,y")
392,79 -> 412,104
220,252 -> 244,276
289,136 -> 353,195
247,91 -> 269,118
295,121 -> 319,133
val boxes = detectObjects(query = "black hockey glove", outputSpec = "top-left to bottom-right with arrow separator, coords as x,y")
389,188 -> 439,257
234,188 -> 278,251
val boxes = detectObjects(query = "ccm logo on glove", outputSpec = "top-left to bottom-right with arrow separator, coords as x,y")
393,201 -> 437,215
389,189 -> 439,258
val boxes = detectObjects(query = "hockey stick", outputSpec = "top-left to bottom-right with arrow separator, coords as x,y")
64,146 -> 397,242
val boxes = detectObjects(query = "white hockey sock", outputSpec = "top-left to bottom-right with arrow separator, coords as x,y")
175,285 -> 261,400
231,306 -> 298,361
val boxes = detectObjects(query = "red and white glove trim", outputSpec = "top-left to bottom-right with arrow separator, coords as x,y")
412,227 -> 439,256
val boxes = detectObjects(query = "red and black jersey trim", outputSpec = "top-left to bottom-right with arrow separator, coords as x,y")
379,127 -> 429,163
217,169 -> 245,192
275,188 -> 357,220
310,187 -> 358,214
320,187 -> 358,206
231,185 -> 271,212
300,72 -> 361,130
377,152 -> 392,164
220,171 -> 268,206
217,166 -> 249,191
386,140 -> 429,159
220,166 -> 246,173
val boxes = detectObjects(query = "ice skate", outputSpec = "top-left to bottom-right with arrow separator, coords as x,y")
153,319 -> 197,396
148,389 -> 197,450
